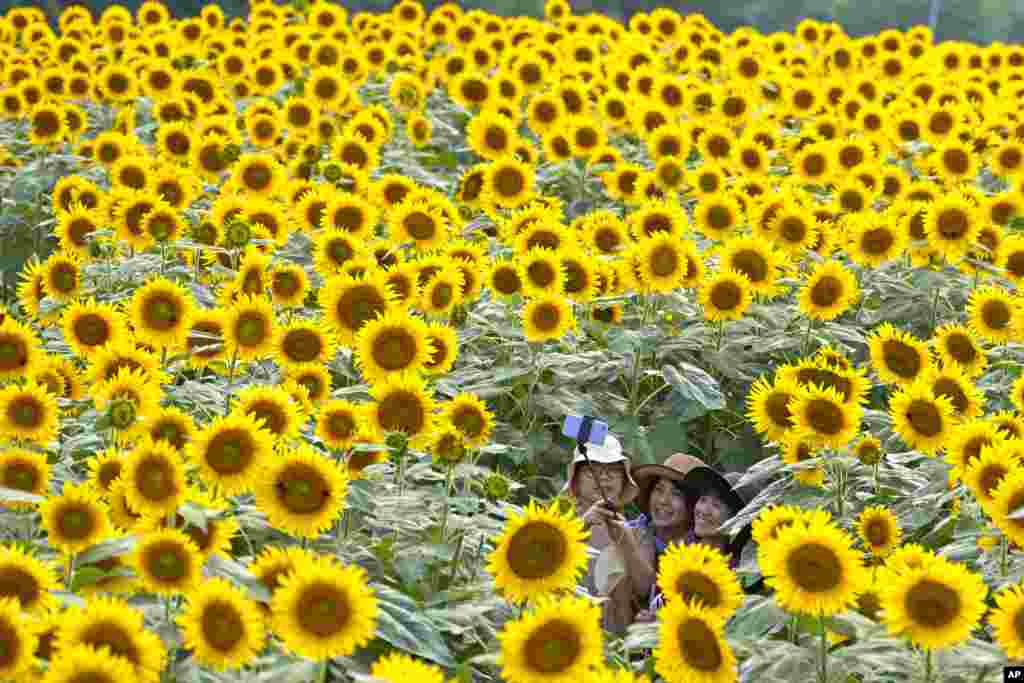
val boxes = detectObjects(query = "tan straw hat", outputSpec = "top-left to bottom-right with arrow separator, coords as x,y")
630,452 -> 706,517
560,433 -> 639,504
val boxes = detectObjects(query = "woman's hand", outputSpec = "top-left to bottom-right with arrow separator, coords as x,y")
634,609 -> 656,623
582,501 -> 620,529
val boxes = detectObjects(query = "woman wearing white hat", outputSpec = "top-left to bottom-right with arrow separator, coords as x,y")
561,433 -> 640,633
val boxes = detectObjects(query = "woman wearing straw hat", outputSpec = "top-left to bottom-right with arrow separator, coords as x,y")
606,452 -> 707,623
640,465 -> 756,618
561,433 -> 640,633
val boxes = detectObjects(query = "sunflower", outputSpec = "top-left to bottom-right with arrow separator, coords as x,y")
766,201 -> 820,256
0,597 -> 37,680
353,309 -> 431,384
238,384 -> 304,442
484,156 -> 535,210
370,651 -> 446,683
798,259 -> 859,321
270,319 -> 337,371
967,285 -> 1018,344
129,277 -> 195,350
0,316 -> 39,380
256,445 -> 349,539
41,251 -> 82,303
654,599 -> 736,683
760,514 -> 870,616
272,558 -> 379,661
989,467 -> 1024,546
923,364 -> 984,421
286,364 -> 331,408
363,373 -> 435,448
229,152 -> 284,198
40,482 -> 110,555
39,642 -> 140,683
0,381 -> 59,445
944,420 -> 1004,482
746,376 -> 799,442
420,267 -> 464,317
963,444 -> 1018,510
693,193 -> 742,243
789,384 -> 861,449
879,555 -> 987,650
62,300 -> 127,359
699,269 -> 752,322
55,595 -> 166,682
522,295 -> 576,344
932,323 -> 986,378
855,506 -> 902,557
321,272 -> 397,346
868,323 -> 932,386
847,213 -> 907,267
923,195 -> 981,264
0,544 -> 59,614
315,399 -> 363,451
223,295 -> 276,361
487,499 -> 589,604
119,437 -> 187,519
657,542 -> 743,622
889,380 -> 956,455
497,593 -> 604,683
423,322 -> 459,375
988,583 -> 1024,661
0,446 -> 49,510
94,367 -> 162,432
266,263 -> 309,308
632,233 -> 689,294
177,576 -> 265,671
439,393 -> 495,449
186,412 -> 274,496
131,528 -> 201,596
751,505 -> 806,547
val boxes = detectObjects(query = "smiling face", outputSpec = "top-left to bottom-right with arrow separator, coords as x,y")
648,477 -> 690,529
573,462 -> 627,507
693,492 -> 731,539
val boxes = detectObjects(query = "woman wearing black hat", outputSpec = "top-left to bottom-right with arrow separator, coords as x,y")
641,465 -> 754,616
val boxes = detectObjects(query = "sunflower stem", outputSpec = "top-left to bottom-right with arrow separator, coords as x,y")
439,463 -> 455,545
818,614 -> 828,683
223,351 -> 239,416
65,552 -> 74,586
1001,533 -> 1010,577
923,647 -> 934,683
930,284 -> 942,333
802,318 -> 814,356
715,319 -> 726,352
193,247 -> 200,283
319,659 -> 329,683
787,616 -> 798,644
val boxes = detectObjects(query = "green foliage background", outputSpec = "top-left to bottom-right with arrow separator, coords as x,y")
18,0 -> 1024,43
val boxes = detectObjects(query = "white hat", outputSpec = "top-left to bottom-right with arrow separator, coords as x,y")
559,434 -> 639,503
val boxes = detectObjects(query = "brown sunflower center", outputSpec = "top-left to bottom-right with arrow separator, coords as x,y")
9,396 -> 43,428
904,579 -> 959,628
235,312 -> 269,347
282,329 -> 323,363
370,327 -> 418,371
248,400 -> 287,435
136,456 -> 177,502
677,617 -> 724,672
143,294 -> 181,330
530,303 -> 562,333
297,583 -> 350,637
377,389 -> 425,435
881,340 -> 921,379
810,275 -> 842,307
201,601 -> 244,652
865,519 -> 889,547
786,542 -> 842,593
649,244 -> 680,278
206,429 -> 254,475
978,464 -> 1008,499
494,167 -> 525,197
56,503 -> 95,539
936,209 -> 968,240
765,392 -> 795,429
523,619 -> 580,673
277,463 -> 329,514
981,299 -> 1012,331
241,163 -> 272,192
731,250 -> 767,283
506,520 -> 567,580
676,570 -> 722,608
336,285 -> 387,333
709,281 -> 742,311
0,566 -> 39,608
905,399 -> 943,437
803,398 -> 844,436
942,148 -> 970,175
0,336 -> 27,371
862,228 -> 894,255
145,541 -> 189,582
943,333 -> 976,365
932,378 -> 968,414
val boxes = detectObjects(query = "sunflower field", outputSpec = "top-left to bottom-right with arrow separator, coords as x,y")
6,0 -> 1024,682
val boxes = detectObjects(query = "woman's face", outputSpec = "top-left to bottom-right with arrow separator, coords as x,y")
574,463 -> 627,505
648,478 -> 689,528
694,493 -> 730,538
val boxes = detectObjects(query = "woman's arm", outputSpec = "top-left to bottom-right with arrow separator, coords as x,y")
608,520 -> 658,600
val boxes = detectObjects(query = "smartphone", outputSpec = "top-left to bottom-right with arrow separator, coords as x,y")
562,415 -> 608,446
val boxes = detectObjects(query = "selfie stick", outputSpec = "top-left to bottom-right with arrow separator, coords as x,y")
575,417 -> 616,511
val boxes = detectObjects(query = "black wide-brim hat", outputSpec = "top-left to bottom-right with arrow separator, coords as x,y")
682,465 -> 748,517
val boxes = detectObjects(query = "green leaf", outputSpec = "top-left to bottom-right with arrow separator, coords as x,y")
69,566 -> 107,591
662,363 -> 725,414
77,535 -> 136,565
374,585 -> 455,667
0,486 -> 44,504
730,596 -> 787,638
